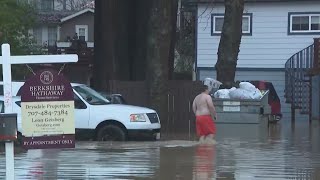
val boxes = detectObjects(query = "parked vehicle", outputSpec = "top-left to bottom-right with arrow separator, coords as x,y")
0,82 -> 161,141
98,92 -> 127,104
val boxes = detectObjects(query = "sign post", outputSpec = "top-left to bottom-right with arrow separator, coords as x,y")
0,44 -> 78,180
2,44 -> 14,180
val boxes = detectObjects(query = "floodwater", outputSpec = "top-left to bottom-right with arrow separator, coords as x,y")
0,120 -> 319,180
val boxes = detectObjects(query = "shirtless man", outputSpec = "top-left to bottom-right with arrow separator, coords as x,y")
192,85 -> 217,144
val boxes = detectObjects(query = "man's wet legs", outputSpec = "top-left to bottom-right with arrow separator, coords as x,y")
199,136 -> 206,143
205,134 -> 216,144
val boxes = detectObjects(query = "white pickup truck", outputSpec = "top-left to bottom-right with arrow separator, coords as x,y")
0,82 -> 161,141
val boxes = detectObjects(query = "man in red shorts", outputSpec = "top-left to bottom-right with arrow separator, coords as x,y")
192,85 -> 217,144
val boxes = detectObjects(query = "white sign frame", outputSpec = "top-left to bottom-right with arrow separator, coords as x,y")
1,44 -> 78,180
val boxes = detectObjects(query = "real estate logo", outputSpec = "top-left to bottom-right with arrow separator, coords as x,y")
40,71 -> 54,85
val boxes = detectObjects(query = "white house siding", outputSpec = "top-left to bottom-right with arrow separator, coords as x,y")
199,69 -> 308,121
197,1 -> 320,68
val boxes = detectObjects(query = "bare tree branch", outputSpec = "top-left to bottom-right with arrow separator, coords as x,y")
216,0 -> 245,87
197,0 -> 216,31
56,0 -> 94,11
203,5 -> 214,30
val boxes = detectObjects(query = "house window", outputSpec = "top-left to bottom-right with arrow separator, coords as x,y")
33,27 -> 42,45
211,13 -> 252,36
75,25 -> 88,41
48,26 -> 57,46
79,28 -> 86,41
289,13 -> 320,34
38,0 -> 53,11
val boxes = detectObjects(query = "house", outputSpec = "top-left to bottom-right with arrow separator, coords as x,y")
193,0 -> 320,119
55,8 -> 94,84
28,0 -> 94,51
26,0 -> 94,84
58,8 -> 94,48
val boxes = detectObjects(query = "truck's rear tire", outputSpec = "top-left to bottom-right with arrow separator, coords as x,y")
96,125 -> 126,141
16,132 -> 23,146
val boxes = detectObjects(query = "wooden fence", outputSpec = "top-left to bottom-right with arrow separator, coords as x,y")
108,80 -> 203,139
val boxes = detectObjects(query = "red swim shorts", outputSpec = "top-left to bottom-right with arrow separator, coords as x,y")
196,115 -> 216,136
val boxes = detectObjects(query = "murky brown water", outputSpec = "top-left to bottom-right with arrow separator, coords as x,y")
0,120 -> 319,180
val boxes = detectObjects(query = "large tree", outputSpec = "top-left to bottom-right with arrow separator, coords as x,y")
93,0 -> 178,126
146,0 -> 178,128
93,0 -> 149,91
0,0 -> 39,79
0,0 -> 37,55
215,0 -> 244,87
92,0 -> 115,91
93,0 -> 177,85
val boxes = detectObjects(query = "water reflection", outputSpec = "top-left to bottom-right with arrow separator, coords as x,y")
0,120 -> 318,179
193,145 -> 216,180
156,146 -> 194,179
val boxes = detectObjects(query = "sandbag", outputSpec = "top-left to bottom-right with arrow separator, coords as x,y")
214,89 -> 230,99
229,88 -> 262,99
229,89 -> 252,99
204,78 -> 222,92
229,87 -> 237,92
239,82 -> 256,91
249,88 -> 262,99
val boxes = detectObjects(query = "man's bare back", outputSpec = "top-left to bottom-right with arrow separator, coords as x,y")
193,86 -> 217,144
193,93 -> 216,117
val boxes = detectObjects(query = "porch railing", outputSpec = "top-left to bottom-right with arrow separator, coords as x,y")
284,43 -> 314,121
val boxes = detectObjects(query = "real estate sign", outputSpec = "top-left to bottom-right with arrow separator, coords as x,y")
20,69 -> 75,149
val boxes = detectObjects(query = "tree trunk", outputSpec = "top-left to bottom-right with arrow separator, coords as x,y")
168,0 -> 178,80
62,0 -> 67,10
114,0 -> 130,81
215,0 -> 244,88
93,0 -> 118,91
92,0 -> 105,90
130,0 -> 151,81
146,0 -> 178,130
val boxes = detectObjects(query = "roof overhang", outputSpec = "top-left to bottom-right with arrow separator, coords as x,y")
60,8 -> 94,23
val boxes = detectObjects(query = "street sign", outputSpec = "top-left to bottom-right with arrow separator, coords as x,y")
20,69 -> 75,149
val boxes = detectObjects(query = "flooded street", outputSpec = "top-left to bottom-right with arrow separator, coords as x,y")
0,120 -> 319,180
